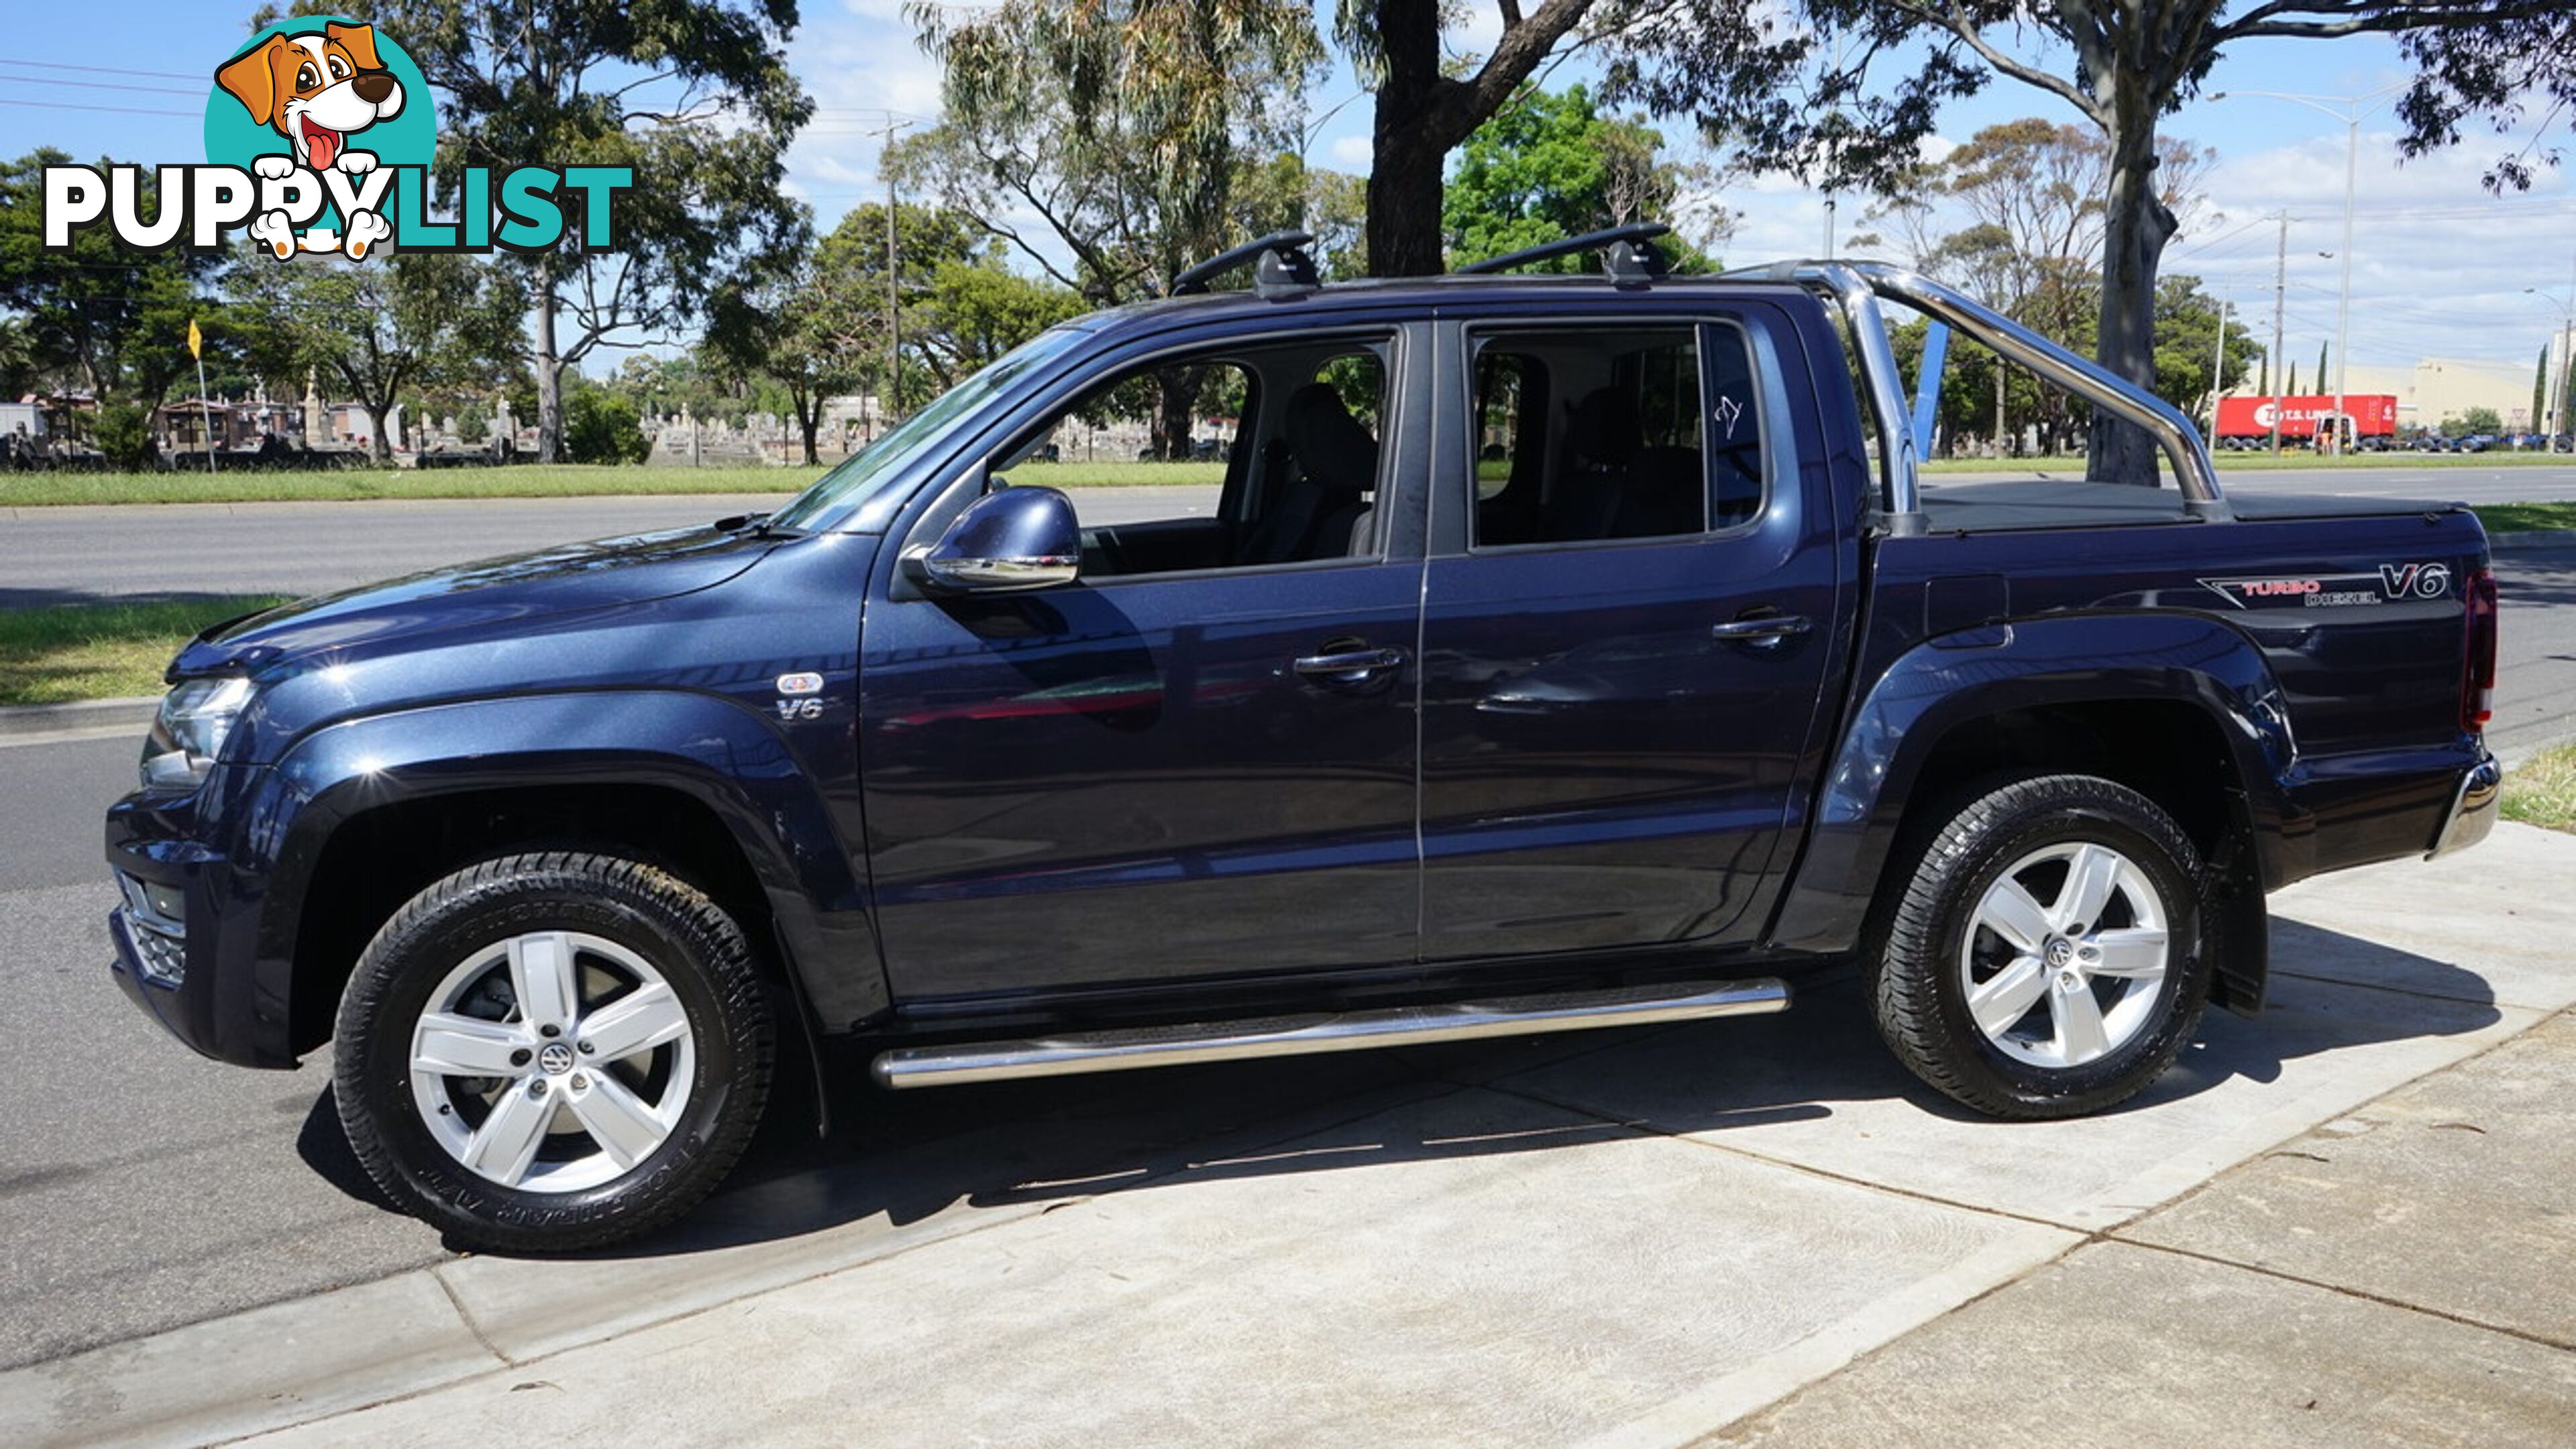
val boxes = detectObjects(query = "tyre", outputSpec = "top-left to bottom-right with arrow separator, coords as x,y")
1870,773 -> 2210,1119
334,852 -> 774,1252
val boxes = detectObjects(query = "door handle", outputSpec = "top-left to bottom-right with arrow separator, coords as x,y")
1294,646 -> 1408,678
1711,614 -> 1813,645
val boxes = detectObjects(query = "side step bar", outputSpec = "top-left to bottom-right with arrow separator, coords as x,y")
871,977 -> 1790,1089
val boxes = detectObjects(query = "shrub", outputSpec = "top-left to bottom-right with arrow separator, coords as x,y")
564,388 -> 651,466
89,403 -> 155,470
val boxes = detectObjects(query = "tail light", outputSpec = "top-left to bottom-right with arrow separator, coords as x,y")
2461,566 -> 2498,733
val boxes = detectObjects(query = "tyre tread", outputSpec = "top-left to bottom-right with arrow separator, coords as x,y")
333,851 -> 773,1253
1869,773 -> 2210,1120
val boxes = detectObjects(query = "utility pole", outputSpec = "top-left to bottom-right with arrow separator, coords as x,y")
2208,290 -> 2229,438
2210,91 -> 2399,451
2269,213 -> 2290,455
872,117 -> 910,429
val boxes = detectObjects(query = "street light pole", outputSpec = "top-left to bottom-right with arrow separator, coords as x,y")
2208,290 -> 2229,437
2270,213 -> 2290,454
2534,270 -> 2576,443
2332,111 -> 2356,453
2210,87 -> 2398,453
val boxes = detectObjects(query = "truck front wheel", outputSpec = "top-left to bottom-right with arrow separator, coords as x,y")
333,852 -> 775,1252
1870,774 -> 2210,1119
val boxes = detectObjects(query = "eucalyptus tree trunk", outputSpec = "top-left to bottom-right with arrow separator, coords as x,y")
1364,0 -> 1456,278
2088,93 -> 2179,486
533,252 -> 564,464
1362,0 -> 1599,278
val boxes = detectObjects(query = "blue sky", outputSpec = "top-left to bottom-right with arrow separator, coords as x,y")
6,1 -> 2572,372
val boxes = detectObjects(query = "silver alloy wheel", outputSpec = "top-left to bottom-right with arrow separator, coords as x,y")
409,930 -> 696,1193
1957,841 -> 2169,1069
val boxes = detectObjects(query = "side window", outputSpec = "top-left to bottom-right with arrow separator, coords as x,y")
990,337 -> 1390,578
1474,353 -> 1541,503
1467,325 -> 1764,548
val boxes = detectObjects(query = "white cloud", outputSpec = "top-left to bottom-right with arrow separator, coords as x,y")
1329,133 -> 1373,168
2171,126 -> 2576,369
781,6 -> 954,229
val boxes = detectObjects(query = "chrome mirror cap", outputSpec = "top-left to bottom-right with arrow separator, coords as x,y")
912,486 -> 1082,593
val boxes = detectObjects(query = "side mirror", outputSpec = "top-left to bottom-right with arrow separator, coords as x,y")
906,484 -> 1081,593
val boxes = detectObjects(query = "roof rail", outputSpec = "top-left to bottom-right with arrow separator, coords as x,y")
1171,231 -> 1320,300
1454,222 -> 1672,283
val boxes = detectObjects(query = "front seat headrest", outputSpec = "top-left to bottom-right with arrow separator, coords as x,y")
1567,387 -> 1641,468
1284,382 -> 1379,495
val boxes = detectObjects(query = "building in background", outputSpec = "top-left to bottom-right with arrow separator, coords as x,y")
2227,355 -> 2539,432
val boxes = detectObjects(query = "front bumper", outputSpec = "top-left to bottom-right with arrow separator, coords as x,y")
105,780 -> 297,1068
2426,751 -> 2503,859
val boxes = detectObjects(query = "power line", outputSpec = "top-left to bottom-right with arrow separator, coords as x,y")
0,58 -> 205,81
0,97 -> 197,117
0,70 -> 203,97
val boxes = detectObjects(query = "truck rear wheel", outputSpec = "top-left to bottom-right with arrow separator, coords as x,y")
333,852 -> 774,1252
1870,773 -> 2210,1119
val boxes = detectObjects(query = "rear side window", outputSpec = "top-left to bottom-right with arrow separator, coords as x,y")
1468,324 -> 1764,547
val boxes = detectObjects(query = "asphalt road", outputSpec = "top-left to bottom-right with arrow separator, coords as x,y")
2,465 -> 2571,606
0,488 -> 1208,608
1,529 -> 2569,1370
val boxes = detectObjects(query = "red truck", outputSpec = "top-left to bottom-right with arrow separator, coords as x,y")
2214,394 -> 2400,450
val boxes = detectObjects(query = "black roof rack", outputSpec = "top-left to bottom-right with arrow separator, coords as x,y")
1454,222 -> 1672,284
1171,231 -> 1320,300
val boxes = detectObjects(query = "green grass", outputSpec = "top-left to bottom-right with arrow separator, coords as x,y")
0,596 -> 298,707
997,460 -> 1229,488
0,458 -> 1234,506
1920,451 -> 2575,474
2469,501 -> 2576,534
0,464 -> 818,507
2503,745 -> 2576,835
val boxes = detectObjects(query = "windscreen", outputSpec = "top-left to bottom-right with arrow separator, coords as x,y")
769,323 -> 1095,533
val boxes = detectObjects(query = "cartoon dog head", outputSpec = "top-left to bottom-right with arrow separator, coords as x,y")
215,23 -> 404,171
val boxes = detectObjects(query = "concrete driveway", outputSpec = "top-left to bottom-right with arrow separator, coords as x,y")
8,823 -> 2571,1448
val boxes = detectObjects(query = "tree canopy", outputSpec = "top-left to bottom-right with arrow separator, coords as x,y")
284,0 -> 815,462
1444,85 -> 1727,274
1610,0 -> 2574,482
0,150 -> 217,412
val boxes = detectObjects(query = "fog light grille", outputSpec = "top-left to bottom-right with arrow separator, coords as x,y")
117,874 -> 186,987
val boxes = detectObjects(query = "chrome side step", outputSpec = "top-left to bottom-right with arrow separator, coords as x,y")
871,977 -> 1790,1089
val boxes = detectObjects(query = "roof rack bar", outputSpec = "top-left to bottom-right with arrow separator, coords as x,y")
1455,222 -> 1672,278
1172,231 -> 1318,298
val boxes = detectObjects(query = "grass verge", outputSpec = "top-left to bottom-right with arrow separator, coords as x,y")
2504,745 -> 2576,835
0,596 -> 297,707
0,465 -> 816,507
2469,501 -> 2576,534
1919,451 -> 2576,474
0,458 -> 1232,506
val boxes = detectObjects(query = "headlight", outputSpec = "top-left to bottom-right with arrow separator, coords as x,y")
140,676 -> 255,790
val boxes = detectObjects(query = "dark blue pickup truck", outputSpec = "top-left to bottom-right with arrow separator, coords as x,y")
106,231 -> 2503,1250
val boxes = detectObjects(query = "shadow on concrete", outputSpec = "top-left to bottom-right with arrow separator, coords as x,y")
291,924 -> 2501,1260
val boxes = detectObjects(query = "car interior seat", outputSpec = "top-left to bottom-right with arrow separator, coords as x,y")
1234,382 -> 1379,565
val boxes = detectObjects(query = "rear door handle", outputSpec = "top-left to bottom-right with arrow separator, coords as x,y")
1294,646 -> 1409,678
1711,614 -> 1813,645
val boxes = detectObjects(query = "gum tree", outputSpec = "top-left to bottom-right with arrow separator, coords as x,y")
259,0 -> 813,462
1615,0 -> 2575,484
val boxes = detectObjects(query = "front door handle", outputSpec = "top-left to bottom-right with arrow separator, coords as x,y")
1711,614 -> 1814,645
1294,645 -> 1409,678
